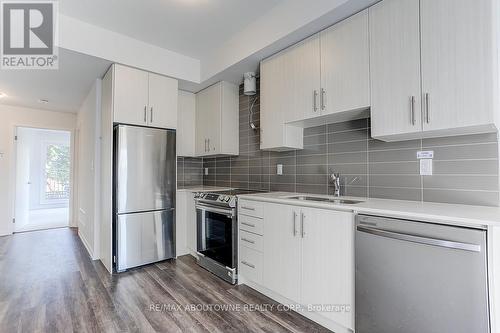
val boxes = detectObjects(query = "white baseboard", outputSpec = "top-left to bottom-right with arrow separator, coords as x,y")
239,276 -> 353,333
78,230 -> 97,260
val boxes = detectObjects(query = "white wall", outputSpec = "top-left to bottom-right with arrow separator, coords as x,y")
75,79 -> 101,259
0,105 -> 76,236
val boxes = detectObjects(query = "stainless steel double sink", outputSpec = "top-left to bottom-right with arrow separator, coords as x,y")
285,195 -> 363,205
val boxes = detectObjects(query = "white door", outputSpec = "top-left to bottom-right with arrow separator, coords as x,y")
148,73 -> 178,129
195,83 -> 220,156
177,91 -> 196,157
113,65 -> 149,126
300,208 -> 355,330
420,0 -> 495,132
14,129 -> 31,230
320,9 -> 370,116
283,35 -> 321,122
260,57 -> 286,150
369,0 -> 423,139
262,203 -> 301,303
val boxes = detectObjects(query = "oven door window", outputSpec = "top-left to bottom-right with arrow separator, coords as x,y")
197,210 -> 234,268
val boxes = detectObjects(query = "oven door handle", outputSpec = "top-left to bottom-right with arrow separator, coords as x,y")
196,203 -> 235,217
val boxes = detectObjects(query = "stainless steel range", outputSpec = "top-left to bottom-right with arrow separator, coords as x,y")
194,189 -> 264,284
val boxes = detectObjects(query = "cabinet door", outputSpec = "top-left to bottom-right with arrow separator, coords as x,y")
320,9 -> 370,116
260,57 -> 286,150
420,0 -> 495,132
148,73 -> 178,129
262,203 -> 301,303
177,91 -> 196,157
301,208 -> 355,330
113,65 -> 149,126
283,35 -> 321,122
369,0 -> 422,139
195,83 -> 221,156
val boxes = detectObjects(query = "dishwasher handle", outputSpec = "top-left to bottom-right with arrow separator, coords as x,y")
356,225 -> 481,253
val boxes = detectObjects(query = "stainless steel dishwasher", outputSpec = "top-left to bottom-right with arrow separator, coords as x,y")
355,214 -> 490,333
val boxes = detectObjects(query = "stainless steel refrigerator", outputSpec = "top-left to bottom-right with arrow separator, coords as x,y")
114,125 -> 176,272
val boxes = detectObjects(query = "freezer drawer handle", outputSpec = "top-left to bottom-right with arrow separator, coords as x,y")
356,225 -> 481,252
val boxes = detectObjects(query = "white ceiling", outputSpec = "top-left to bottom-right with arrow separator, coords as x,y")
0,48 -> 112,113
59,0 -> 283,60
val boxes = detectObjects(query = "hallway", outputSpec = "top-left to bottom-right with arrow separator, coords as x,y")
0,228 -> 329,333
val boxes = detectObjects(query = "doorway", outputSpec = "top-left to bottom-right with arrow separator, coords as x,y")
14,127 -> 72,232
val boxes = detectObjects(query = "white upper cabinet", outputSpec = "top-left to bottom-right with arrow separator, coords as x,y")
113,64 -> 178,129
320,9 -> 370,116
369,0 -> 422,139
148,72 -> 178,129
260,48 -> 305,151
280,35 -> 321,123
260,10 -> 369,151
113,64 -> 149,126
371,0 -> 498,141
195,81 -> 239,156
420,0 -> 496,134
177,91 -> 196,157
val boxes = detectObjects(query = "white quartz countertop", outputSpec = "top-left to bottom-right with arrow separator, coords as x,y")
177,186 -> 232,193
237,192 -> 500,229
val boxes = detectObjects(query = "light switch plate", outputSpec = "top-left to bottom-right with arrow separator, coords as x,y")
420,159 -> 433,175
276,164 -> 283,175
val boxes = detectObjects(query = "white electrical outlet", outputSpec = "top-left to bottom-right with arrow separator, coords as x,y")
276,164 -> 283,175
420,159 -> 433,176
205,168 -> 209,175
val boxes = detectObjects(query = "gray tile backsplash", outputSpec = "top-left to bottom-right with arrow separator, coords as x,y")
182,82 -> 499,207
177,157 -> 203,188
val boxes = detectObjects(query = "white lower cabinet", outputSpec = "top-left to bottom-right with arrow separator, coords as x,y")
300,207 -> 355,330
238,201 -> 355,332
262,204 -> 302,302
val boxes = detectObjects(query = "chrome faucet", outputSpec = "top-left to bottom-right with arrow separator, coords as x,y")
330,173 -> 342,197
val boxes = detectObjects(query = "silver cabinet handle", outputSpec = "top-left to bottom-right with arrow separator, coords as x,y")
410,96 -> 416,125
241,261 -> 255,269
150,107 -> 153,123
300,212 -> 306,238
313,90 -> 318,112
241,206 -> 255,211
241,238 -> 255,244
425,93 -> 430,123
320,88 -> 326,111
356,225 -> 481,252
293,211 -> 298,236
143,106 -> 147,123
241,222 -> 256,228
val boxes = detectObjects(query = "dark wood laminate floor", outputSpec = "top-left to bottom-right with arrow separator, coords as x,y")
0,228 -> 331,333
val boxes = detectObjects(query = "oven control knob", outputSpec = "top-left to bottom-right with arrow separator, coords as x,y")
225,196 -> 231,202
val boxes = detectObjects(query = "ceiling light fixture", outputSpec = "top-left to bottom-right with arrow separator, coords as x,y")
38,98 -> 49,104
0,92 -> 7,99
